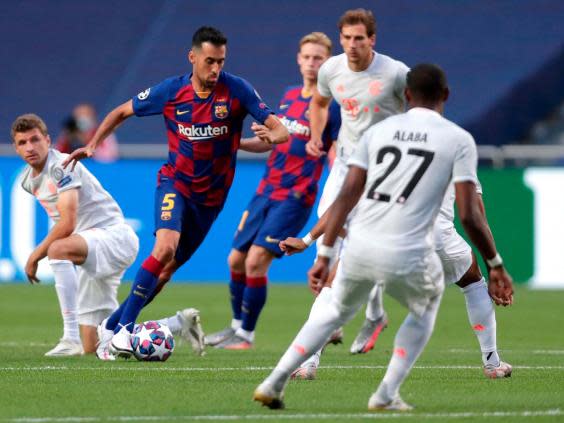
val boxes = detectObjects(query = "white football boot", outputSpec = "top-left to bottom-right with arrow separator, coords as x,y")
96,319 -> 116,361
484,361 -> 512,379
368,394 -> 414,411
204,327 -> 235,346
253,381 -> 285,410
350,312 -> 389,354
178,308 -> 206,356
44,338 -> 83,357
109,326 -> 134,359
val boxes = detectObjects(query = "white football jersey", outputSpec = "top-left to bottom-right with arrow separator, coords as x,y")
317,52 -> 409,160
346,108 -> 478,259
21,149 -> 124,233
435,179 -> 483,233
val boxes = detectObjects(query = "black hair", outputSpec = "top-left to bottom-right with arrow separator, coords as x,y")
406,64 -> 448,104
192,26 -> 227,48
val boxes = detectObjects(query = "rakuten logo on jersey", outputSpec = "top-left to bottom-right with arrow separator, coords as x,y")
178,124 -> 229,140
280,116 -> 310,137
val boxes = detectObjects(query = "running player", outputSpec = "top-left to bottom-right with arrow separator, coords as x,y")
254,64 -> 514,411
294,8 -> 409,374
204,32 -> 340,350
64,26 -> 288,358
12,114 -> 139,356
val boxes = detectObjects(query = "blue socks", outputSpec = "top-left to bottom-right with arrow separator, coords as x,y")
241,276 -> 267,332
229,271 -> 246,320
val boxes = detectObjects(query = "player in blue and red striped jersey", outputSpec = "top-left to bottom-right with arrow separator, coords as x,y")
205,32 -> 341,350
64,26 -> 289,359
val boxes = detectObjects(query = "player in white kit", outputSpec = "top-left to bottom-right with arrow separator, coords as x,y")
12,114 -> 139,357
298,8 -> 408,373
254,64 -> 513,411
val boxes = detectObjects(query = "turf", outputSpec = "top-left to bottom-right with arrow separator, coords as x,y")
0,283 -> 563,422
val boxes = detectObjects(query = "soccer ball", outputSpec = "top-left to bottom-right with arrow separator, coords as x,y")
131,321 -> 175,362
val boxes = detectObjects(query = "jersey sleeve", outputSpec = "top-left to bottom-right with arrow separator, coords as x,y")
321,100 -> 341,151
50,160 -> 83,194
394,61 -> 410,102
452,134 -> 478,185
317,61 -> 332,98
232,77 -> 273,124
347,130 -> 370,170
132,78 -> 173,117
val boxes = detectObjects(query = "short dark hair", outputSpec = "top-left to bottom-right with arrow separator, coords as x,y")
338,9 -> 376,37
406,64 -> 448,104
192,26 -> 227,48
11,113 -> 48,141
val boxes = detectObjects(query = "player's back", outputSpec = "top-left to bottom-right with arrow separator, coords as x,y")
345,107 -> 477,270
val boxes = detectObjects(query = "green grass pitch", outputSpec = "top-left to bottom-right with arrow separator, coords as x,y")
0,283 -> 563,422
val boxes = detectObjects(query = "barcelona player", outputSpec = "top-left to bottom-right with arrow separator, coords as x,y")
204,32 -> 340,350
64,26 -> 289,358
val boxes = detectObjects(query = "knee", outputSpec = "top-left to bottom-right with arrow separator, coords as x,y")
245,254 -> 265,276
228,250 -> 246,273
47,239 -> 70,260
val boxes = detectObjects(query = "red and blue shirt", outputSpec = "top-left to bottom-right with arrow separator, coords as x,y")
256,85 -> 340,207
132,72 -> 273,207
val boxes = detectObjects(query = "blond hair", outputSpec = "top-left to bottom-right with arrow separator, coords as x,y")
11,113 -> 48,141
299,32 -> 332,55
338,9 -> 376,37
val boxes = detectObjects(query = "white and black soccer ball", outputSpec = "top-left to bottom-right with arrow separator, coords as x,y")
131,321 -> 174,362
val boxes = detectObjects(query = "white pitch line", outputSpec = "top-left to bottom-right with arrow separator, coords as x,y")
5,409 -> 564,422
1,364 -> 564,372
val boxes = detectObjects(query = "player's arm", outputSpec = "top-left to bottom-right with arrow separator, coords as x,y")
306,92 -> 332,157
25,189 -> 79,283
239,136 -> 274,153
455,182 -> 513,306
250,115 -> 289,145
307,166 -> 366,293
63,101 -> 134,169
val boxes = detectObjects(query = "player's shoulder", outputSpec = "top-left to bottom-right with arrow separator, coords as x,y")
137,74 -> 186,102
19,166 -> 34,192
438,115 -> 475,145
320,53 -> 347,74
219,71 -> 252,89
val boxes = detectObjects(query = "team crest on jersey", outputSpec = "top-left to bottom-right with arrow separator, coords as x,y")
137,88 -> 150,100
52,167 -> 64,182
214,104 -> 229,119
161,211 -> 172,221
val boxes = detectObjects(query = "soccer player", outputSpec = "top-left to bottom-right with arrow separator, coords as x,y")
254,64 -> 514,411
292,8 -> 409,375
11,114 -> 139,356
64,26 -> 288,358
204,32 -> 341,350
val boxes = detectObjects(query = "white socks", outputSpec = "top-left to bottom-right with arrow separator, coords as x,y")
49,259 -> 80,343
365,284 -> 385,321
375,293 -> 442,402
157,315 -> 182,334
231,318 -> 242,330
461,278 -> 499,366
297,287 -> 333,368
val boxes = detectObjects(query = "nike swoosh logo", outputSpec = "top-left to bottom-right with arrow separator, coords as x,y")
265,236 -> 280,243
176,110 -> 190,115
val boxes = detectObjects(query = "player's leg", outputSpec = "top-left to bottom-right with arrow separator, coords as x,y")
455,253 -> 511,378
369,253 -> 444,411
44,234 -> 89,356
206,195 -> 266,346
254,265 -> 373,409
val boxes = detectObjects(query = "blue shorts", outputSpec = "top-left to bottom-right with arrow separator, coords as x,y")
232,194 -> 312,258
155,178 -> 221,266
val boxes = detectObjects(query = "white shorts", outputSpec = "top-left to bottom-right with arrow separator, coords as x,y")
436,227 -> 473,285
317,156 -> 349,218
76,223 -> 139,326
336,249 -> 444,318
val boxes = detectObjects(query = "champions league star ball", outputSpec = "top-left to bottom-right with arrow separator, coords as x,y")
131,321 -> 175,361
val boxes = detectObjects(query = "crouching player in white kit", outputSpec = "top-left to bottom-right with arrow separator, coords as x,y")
254,64 -> 513,410
12,114 -> 139,356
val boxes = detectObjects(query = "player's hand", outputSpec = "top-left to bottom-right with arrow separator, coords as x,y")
251,122 -> 276,145
62,145 -> 95,171
279,237 -> 307,256
25,255 -> 41,284
307,257 -> 330,295
488,266 -> 514,306
305,138 -> 325,157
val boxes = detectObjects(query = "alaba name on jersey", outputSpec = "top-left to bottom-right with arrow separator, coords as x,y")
256,85 -> 341,207
317,52 -> 409,159
346,108 -> 478,257
132,71 -> 273,207
20,149 -> 124,233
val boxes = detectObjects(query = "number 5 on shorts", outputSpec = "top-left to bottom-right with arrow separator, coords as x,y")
162,193 -> 176,211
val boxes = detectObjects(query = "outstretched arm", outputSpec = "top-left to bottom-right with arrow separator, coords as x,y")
63,100 -> 134,169
250,115 -> 289,146
239,136 -> 274,153
306,92 -> 332,157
